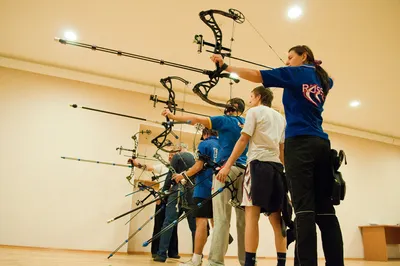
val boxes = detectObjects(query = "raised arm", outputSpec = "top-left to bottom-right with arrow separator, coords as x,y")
127,158 -> 156,172
211,54 -> 295,89
211,54 -> 262,83
161,110 -> 211,129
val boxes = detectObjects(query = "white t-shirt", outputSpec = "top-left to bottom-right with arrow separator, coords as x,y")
241,105 -> 286,164
153,164 -> 169,174
152,164 -> 170,181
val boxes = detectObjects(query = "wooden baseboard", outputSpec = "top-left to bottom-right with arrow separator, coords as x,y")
0,244 -> 128,255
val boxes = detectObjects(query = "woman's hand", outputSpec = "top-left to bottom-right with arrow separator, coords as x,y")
161,109 -> 174,119
215,165 -> 231,183
210,54 -> 225,68
127,158 -> 138,166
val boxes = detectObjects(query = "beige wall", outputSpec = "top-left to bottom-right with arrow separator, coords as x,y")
0,67 -> 399,258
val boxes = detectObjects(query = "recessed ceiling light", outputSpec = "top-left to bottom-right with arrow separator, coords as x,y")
349,100 -> 361,107
64,31 -> 77,41
288,6 -> 302,19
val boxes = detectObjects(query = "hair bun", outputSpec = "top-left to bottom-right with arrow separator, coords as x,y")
314,60 -> 322,66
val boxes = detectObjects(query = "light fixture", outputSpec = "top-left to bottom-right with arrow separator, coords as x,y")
288,6 -> 302,20
349,100 -> 361,107
64,31 -> 77,41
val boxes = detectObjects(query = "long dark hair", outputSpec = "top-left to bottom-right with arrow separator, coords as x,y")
252,86 -> 273,107
289,45 -> 331,96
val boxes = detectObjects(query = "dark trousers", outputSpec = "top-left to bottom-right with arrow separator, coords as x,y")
151,203 -> 179,256
157,193 -> 196,258
285,136 -> 344,266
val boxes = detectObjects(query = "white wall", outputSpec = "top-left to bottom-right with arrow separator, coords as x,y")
0,67 -> 399,259
0,67 -> 210,253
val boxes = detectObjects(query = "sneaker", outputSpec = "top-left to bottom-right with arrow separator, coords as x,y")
153,254 -> 167,263
179,259 -> 202,266
168,254 -> 181,259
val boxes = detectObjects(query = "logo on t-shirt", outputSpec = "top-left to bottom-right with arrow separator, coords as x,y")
302,84 -> 325,107
212,147 -> 218,163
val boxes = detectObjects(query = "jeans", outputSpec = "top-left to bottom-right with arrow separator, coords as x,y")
151,203 -> 179,256
157,188 -> 196,258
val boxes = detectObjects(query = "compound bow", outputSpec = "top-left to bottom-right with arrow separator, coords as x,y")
150,76 -> 191,153
192,9 -> 245,109
119,130 -> 152,186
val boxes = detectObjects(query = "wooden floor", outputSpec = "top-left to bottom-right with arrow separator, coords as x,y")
1,246 -> 399,266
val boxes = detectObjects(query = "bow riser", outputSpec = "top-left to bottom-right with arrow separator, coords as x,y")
150,76 -> 190,154
192,8 -> 246,109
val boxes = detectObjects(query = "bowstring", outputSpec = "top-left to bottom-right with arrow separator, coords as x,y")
229,19 -> 236,99
179,82 -> 188,141
134,133 -> 153,184
246,17 -> 285,65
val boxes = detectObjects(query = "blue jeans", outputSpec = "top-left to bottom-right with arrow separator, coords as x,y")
151,203 -> 179,256
157,189 -> 196,258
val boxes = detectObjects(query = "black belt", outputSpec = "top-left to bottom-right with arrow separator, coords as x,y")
233,163 -> 246,170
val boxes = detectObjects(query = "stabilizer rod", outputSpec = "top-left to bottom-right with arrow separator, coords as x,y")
55,38 -> 213,75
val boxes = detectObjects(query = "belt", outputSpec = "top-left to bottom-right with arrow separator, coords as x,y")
233,163 -> 246,170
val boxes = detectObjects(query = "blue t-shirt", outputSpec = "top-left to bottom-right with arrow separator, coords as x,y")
193,136 -> 219,199
260,64 -> 333,140
209,115 -> 248,165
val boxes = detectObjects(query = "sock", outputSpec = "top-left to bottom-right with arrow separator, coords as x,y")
192,253 -> 202,265
245,252 -> 256,266
277,252 -> 286,266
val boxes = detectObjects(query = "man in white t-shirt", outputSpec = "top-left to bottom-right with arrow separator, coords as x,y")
128,152 -> 180,259
215,86 -> 287,266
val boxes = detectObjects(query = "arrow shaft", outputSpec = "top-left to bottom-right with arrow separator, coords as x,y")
61,156 -> 132,168
71,104 -> 163,124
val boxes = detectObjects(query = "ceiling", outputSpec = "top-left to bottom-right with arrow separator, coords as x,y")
1,0 -> 399,138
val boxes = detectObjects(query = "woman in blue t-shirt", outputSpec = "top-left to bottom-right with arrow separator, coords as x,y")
211,45 -> 344,266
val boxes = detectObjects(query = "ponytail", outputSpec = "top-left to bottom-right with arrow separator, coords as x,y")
315,65 -> 331,96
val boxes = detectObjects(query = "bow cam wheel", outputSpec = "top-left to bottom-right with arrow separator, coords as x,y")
229,9 -> 245,24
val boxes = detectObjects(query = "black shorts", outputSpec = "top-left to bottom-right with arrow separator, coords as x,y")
193,197 -> 213,218
242,160 -> 285,214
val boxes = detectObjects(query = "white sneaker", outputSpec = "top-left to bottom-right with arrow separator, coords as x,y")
179,259 -> 202,266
